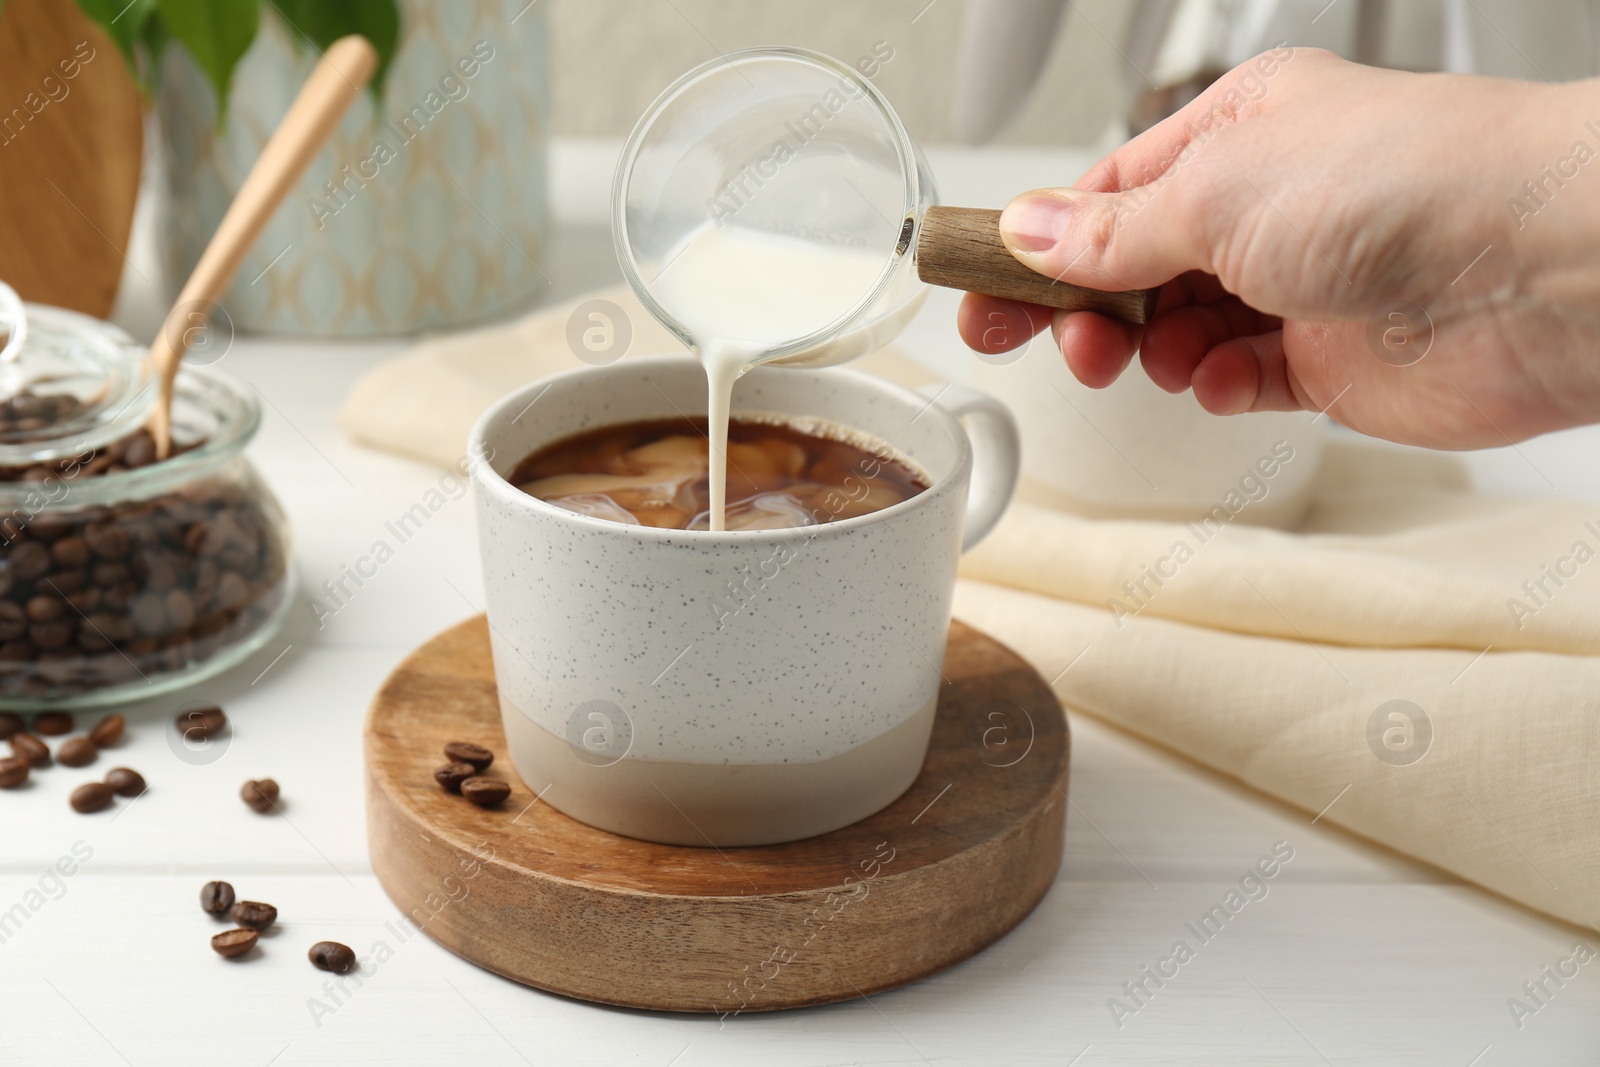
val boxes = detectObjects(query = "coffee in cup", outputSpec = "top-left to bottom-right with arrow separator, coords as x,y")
510,414 -> 928,532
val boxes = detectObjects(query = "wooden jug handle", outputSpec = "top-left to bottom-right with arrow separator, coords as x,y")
915,206 -> 1159,324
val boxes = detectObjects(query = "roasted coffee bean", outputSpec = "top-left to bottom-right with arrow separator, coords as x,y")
88,713 -> 124,747
90,561 -> 128,586
214,571 -> 248,612
10,732 -> 49,767
194,612 -> 227,640
69,781 -> 114,813
24,595 -> 63,622
231,901 -> 277,929
0,602 -> 23,642
308,941 -> 357,974
460,777 -> 511,808
218,546 -> 256,574
47,569 -> 85,594
50,536 -> 90,568
178,702 -> 232,744
100,583 -> 134,614
130,593 -> 166,636
164,590 -> 195,631
240,777 -> 280,813
0,712 -> 20,739
65,587 -> 101,613
57,737 -> 97,767
0,755 -> 29,788
105,767 -> 145,796
85,612 -> 130,644
443,741 -> 494,772
195,521 -> 225,557
82,522 -> 129,559
200,880 -> 236,916
8,541 -> 52,581
123,432 -> 156,469
7,394 -> 49,418
32,711 -> 72,735
433,762 -> 475,794
29,619 -> 74,650
211,928 -> 258,958
142,555 -> 178,592
192,559 -> 217,602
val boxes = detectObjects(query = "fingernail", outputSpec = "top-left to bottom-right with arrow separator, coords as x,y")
999,193 -> 1073,253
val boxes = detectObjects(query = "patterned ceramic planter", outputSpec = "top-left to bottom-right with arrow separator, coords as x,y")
158,1 -> 548,337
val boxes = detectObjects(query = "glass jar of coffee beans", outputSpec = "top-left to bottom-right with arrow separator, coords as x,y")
0,303 -> 292,708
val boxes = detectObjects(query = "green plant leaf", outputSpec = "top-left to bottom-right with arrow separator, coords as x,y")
272,0 -> 401,94
73,0 -> 156,67
156,0 -> 259,123
138,9 -> 170,97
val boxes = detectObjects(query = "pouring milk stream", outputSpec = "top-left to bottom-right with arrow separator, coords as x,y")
615,49 -> 1158,532
649,222 -> 913,531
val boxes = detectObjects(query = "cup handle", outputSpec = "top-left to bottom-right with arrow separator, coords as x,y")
916,383 -> 1021,551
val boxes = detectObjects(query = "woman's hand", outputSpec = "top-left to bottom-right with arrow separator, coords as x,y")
959,48 -> 1600,449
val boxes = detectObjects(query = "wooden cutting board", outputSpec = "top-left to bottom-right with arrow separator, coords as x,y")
0,0 -> 142,317
365,615 -> 1071,1013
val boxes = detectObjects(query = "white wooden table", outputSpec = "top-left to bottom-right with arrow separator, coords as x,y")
3,144 -> 1597,1066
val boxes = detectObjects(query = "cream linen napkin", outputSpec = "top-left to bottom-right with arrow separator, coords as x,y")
340,287 -> 1599,927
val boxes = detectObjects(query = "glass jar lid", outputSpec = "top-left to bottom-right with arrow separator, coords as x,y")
0,281 -> 155,469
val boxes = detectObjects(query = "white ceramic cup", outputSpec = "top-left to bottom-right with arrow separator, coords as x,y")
469,354 -> 1020,846
974,339 -> 1325,528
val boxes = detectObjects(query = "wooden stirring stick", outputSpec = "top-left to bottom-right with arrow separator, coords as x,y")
147,35 -> 377,458
915,206 -> 1160,324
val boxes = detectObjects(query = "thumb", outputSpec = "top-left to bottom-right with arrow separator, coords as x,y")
997,186 -> 1208,292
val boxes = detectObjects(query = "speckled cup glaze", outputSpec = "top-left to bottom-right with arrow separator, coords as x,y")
470,354 -> 1019,845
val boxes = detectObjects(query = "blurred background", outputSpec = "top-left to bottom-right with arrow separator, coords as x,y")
4,0 -> 1595,520
549,0 -> 1600,147
4,0 -> 1599,341
3,0 -> 1600,521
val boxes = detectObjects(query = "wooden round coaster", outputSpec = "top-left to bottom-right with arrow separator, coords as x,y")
365,616 -> 1069,1014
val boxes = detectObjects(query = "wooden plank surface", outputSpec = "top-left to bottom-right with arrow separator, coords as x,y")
0,324 -> 1591,1066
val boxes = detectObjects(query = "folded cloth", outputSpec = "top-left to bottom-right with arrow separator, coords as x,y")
954,584 -> 1599,929
340,286 -> 1599,927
